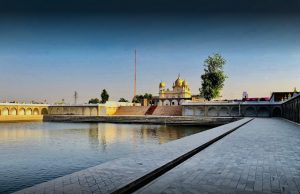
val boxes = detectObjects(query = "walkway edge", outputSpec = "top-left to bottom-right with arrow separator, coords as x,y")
112,118 -> 254,194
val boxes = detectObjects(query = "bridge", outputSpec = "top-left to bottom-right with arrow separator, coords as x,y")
182,93 -> 300,124
182,102 -> 283,117
0,103 -> 48,122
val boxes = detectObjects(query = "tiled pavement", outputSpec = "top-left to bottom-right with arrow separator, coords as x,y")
14,118 -> 251,194
136,118 -> 300,194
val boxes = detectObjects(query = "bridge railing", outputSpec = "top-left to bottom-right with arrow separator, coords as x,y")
281,94 -> 300,123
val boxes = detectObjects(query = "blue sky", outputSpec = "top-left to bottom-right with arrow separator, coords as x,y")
0,13 -> 300,103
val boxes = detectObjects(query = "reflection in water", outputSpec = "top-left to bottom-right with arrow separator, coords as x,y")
88,124 -> 209,150
0,122 -> 210,193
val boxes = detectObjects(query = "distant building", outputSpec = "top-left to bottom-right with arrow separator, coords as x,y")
153,75 -> 192,106
242,91 -> 248,99
191,95 -> 206,103
270,88 -> 299,102
242,97 -> 270,102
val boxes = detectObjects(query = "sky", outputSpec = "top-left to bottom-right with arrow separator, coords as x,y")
0,0 -> 300,104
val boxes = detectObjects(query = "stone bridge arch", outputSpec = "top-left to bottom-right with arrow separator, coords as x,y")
207,107 -> 218,117
83,107 -> 91,116
26,108 -> 32,115
10,107 -> 17,115
194,107 -> 204,116
1,107 -> 9,115
272,107 -> 282,117
184,107 -> 194,116
91,107 -> 98,116
244,107 -> 256,117
257,107 -> 270,117
231,107 -> 239,117
41,108 -> 48,115
33,108 -> 39,115
19,108 -> 25,115
219,107 -> 230,117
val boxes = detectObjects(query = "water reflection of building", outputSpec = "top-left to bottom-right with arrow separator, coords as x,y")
88,123 -> 138,150
0,128 -> 44,140
87,123 -> 197,147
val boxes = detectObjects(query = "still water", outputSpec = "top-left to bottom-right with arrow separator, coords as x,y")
0,122 -> 210,193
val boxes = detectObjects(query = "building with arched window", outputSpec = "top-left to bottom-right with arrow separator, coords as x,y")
152,75 -> 194,106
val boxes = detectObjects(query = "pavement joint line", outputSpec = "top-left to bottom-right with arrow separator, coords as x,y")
112,118 -> 254,194
280,117 -> 300,126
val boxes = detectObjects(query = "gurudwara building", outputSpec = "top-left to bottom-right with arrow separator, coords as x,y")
152,75 -> 193,106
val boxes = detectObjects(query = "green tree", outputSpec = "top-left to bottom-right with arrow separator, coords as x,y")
118,98 -> 128,102
88,98 -> 100,104
200,53 -> 227,101
101,89 -> 109,103
143,93 -> 153,100
132,93 -> 153,104
132,95 -> 144,103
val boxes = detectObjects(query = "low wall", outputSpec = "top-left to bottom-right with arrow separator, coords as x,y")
43,115 -> 240,126
152,106 -> 182,116
182,103 -> 282,118
113,106 -> 149,116
0,115 -> 43,122
282,94 -> 300,123
48,105 -> 119,116
0,103 -> 48,122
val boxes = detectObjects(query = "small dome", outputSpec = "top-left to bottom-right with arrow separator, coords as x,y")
182,80 -> 188,87
174,77 -> 183,87
159,81 -> 166,88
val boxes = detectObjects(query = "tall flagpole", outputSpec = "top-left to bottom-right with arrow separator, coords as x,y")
134,49 -> 137,98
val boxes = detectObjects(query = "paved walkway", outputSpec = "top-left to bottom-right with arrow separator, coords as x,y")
14,119 -> 251,194
137,118 -> 300,194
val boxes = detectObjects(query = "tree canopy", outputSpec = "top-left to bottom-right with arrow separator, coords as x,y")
88,98 -> 100,104
118,98 -> 128,102
101,89 -> 109,103
200,53 -> 227,101
132,93 -> 153,103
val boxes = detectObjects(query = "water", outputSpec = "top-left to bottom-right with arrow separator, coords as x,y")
0,122 -> 210,193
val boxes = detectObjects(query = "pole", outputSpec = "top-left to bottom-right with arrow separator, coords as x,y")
74,91 -> 78,105
134,49 -> 137,98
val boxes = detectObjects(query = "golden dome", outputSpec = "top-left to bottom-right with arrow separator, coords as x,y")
174,77 -> 183,87
159,81 -> 166,88
182,80 -> 188,87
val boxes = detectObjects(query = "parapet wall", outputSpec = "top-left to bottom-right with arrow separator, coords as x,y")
113,106 -> 149,116
113,106 -> 183,116
48,105 -> 119,116
282,94 -> 300,123
152,106 -> 182,116
182,103 -> 282,118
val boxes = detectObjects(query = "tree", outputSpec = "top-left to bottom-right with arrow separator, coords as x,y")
200,53 -> 227,101
132,95 -> 144,103
118,98 -> 128,102
88,98 -> 100,104
143,93 -> 153,100
101,89 -> 109,103
132,93 -> 153,104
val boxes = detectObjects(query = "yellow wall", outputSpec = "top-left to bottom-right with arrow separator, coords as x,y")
0,103 -> 48,122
